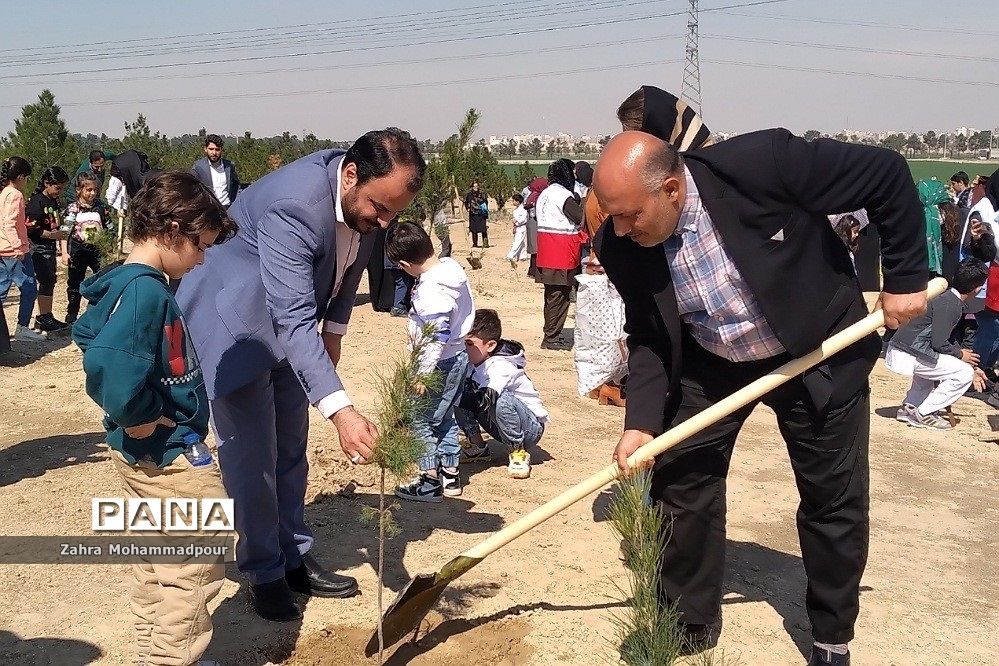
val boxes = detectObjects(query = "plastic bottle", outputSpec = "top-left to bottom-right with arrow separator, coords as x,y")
182,432 -> 213,467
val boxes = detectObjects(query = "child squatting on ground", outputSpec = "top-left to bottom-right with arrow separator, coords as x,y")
72,171 -> 237,666
388,220 -> 476,503
885,258 -> 990,430
457,308 -> 549,479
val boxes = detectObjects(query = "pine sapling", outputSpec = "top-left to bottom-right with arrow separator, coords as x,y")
606,472 -> 685,665
360,322 -> 441,664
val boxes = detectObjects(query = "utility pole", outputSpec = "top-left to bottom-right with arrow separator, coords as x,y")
681,0 -> 703,116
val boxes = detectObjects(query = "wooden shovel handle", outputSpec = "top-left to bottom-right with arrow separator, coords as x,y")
463,278 -> 948,560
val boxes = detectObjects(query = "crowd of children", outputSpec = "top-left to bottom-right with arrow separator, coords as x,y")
0,155 -> 117,342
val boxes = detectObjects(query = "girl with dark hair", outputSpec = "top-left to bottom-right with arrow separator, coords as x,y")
535,158 -> 584,350
63,171 -> 113,323
1,156 -> 46,342
26,166 -> 71,332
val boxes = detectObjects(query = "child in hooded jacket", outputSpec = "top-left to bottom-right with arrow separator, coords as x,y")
73,171 -> 237,665
457,308 -> 548,479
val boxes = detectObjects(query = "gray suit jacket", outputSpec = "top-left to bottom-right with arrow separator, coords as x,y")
192,157 -> 240,205
177,150 -> 374,401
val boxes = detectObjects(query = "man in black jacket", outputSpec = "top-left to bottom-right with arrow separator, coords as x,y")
593,130 -> 927,665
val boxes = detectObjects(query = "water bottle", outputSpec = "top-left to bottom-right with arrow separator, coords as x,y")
182,433 -> 213,468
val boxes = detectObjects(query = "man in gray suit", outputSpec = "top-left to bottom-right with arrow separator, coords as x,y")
192,134 -> 240,208
176,128 -> 425,621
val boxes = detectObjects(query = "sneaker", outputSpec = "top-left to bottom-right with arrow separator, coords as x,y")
540,340 -> 571,351
439,467 -> 462,497
395,473 -> 443,503
14,325 -> 46,342
461,441 -> 491,462
508,449 -> 531,479
389,307 -> 407,317
905,406 -> 953,430
34,314 -> 68,332
896,403 -> 915,422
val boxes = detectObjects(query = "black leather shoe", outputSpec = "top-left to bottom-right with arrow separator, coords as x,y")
677,621 -> 720,656
286,553 -> 359,598
248,578 -> 302,622
808,645 -> 850,665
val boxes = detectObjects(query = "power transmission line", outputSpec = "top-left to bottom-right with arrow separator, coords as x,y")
0,58 -> 687,111
12,0 -> 673,66
1,0 -> 630,55
702,58 -> 993,86
0,0 -> 794,80
702,33 -> 999,63
3,51 -> 990,114
2,35 -> 684,87
717,10 -> 999,37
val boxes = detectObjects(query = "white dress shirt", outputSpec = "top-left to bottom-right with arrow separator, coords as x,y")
316,161 -> 361,419
209,161 -> 230,206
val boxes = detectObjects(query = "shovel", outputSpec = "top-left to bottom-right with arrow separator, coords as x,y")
365,278 -> 948,657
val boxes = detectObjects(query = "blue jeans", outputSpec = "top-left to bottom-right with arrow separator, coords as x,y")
414,352 -> 469,471
974,309 -> 999,370
0,256 -> 37,327
455,391 -> 544,451
392,269 -> 414,311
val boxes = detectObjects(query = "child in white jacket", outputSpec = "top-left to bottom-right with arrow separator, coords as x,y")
388,221 -> 475,502
506,193 -> 529,266
457,308 -> 548,478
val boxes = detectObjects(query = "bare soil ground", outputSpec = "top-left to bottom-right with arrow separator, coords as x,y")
1,219 -> 996,665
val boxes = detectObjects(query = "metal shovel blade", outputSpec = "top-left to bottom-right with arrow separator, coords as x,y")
364,555 -> 482,657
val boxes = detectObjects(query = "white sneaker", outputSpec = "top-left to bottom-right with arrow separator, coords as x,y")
14,325 -> 46,342
905,405 -> 953,430
896,403 -> 915,422
508,449 -> 531,479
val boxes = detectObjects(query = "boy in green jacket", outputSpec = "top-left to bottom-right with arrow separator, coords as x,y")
73,171 -> 237,666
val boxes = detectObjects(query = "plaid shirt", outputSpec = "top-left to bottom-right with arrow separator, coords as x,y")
662,167 -> 785,362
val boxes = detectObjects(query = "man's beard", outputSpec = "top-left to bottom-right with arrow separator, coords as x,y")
208,156 -> 221,165
341,189 -> 378,234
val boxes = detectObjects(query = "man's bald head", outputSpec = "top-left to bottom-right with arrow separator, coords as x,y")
594,131 -> 687,247
596,131 -> 683,193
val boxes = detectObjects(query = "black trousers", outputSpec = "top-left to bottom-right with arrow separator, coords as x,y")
67,247 -> 101,320
652,338 -> 870,644
542,284 -> 572,343
31,251 -> 57,297
471,230 -> 489,247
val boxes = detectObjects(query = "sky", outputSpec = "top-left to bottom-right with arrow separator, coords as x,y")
2,0 -> 996,141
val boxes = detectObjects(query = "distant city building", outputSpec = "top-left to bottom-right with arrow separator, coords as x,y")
486,133 -> 603,154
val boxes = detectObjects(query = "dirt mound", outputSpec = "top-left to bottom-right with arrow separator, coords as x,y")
286,613 -> 533,665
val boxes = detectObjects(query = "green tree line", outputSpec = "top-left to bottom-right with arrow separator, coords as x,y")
1,90 -> 522,201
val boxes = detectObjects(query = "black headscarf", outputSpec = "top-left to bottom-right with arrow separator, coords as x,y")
111,149 -> 152,197
547,158 -> 576,191
987,167 -> 999,209
639,85 -> 714,151
574,161 -> 593,187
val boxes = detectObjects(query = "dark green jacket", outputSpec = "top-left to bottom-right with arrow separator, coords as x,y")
72,263 -> 208,467
65,150 -> 115,205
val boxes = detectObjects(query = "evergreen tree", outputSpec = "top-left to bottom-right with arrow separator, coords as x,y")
122,114 -> 170,168
1,90 -> 80,188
